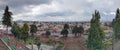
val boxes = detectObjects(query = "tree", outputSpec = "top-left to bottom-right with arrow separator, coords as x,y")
112,8 -> 120,40
78,26 -> 84,36
87,10 -> 105,50
2,6 -> 12,34
61,29 -> 65,37
11,22 -> 21,38
30,23 -> 37,38
64,24 -> 69,29
61,29 -> 68,37
45,30 -> 51,38
72,25 -> 78,37
21,23 -> 30,43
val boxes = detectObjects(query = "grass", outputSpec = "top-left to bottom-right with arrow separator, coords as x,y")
55,45 -> 63,50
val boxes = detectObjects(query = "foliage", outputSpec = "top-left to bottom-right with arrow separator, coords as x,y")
87,10 -> 105,50
26,38 -> 36,44
2,6 -> 12,33
21,23 -> 30,43
2,6 -> 12,27
45,30 -> 51,37
55,45 -> 63,50
78,26 -> 84,33
30,23 -> 37,38
58,41 -> 64,45
61,29 -> 68,37
46,39 -> 54,45
11,22 -> 21,38
112,8 -> 120,40
64,24 -> 69,29
54,41 -> 64,50
72,25 -> 78,36
104,41 -> 112,45
72,25 -> 84,36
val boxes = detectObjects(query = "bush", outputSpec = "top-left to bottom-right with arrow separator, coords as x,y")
104,41 -> 112,45
26,38 -> 36,44
58,41 -> 64,45
46,39 -> 53,45
55,45 -> 63,50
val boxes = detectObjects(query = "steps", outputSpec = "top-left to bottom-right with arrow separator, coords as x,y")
1,37 -> 18,50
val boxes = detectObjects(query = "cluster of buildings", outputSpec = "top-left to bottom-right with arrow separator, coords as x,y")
0,21 -> 113,39
0,21 -> 114,50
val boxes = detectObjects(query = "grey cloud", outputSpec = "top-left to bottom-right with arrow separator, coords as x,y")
2,0 -> 52,7
0,0 -> 53,18
0,0 -> 52,12
0,0 -> 120,21
38,11 -> 75,17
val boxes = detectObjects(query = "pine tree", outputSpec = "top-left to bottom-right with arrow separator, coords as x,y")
2,6 -> 12,33
64,24 -> 69,29
112,8 -> 120,40
87,10 -> 105,50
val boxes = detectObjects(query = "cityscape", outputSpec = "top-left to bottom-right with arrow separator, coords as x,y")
0,0 -> 120,50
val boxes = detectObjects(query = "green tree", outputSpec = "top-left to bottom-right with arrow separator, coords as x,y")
72,25 -> 78,37
64,24 -> 69,29
78,26 -> 84,36
2,6 -> 12,33
11,22 -> 21,38
112,8 -> 120,40
30,23 -> 37,38
61,29 -> 68,37
87,10 -> 105,50
21,23 -> 30,43
45,30 -> 51,38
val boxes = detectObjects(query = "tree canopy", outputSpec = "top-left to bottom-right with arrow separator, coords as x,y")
11,22 -> 21,38
72,25 -> 84,37
30,23 -> 37,38
45,30 -> 51,37
61,29 -> 68,37
21,23 -> 30,43
2,6 -> 12,27
87,10 -> 105,50
112,8 -> 120,40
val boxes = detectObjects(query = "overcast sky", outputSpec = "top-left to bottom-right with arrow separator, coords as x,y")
0,0 -> 119,22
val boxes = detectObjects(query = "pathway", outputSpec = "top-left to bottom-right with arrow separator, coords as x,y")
63,37 -> 85,50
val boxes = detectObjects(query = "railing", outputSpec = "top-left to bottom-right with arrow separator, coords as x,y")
1,38 -> 11,50
1,37 -> 18,50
